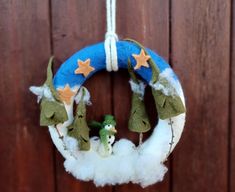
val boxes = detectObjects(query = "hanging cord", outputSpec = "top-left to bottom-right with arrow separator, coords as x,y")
104,0 -> 119,71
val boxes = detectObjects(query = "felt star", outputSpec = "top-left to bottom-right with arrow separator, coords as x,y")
132,49 -> 151,70
74,59 -> 95,77
57,84 -> 76,105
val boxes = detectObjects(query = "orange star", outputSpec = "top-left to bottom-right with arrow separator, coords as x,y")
74,59 -> 95,77
132,49 -> 151,70
57,84 -> 76,105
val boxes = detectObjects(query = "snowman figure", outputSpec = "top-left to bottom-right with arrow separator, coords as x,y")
89,115 -> 117,157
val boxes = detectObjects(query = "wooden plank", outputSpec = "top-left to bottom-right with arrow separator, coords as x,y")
171,0 -> 230,191
0,0 -> 55,192
230,0 -> 235,191
51,0 -> 113,191
113,0 -> 170,191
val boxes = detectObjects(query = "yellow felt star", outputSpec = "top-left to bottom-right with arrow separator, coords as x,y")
57,84 -> 76,105
74,59 -> 95,77
132,49 -> 151,70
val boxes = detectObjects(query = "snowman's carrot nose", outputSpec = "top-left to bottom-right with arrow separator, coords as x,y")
111,127 -> 117,133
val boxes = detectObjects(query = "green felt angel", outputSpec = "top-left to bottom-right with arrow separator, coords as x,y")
89,115 -> 117,157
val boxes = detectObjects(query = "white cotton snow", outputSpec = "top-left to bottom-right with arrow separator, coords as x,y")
129,79 -> 146,99
41,75 -> 186,188
63,136 -> 78,153
150,68 -> 179,96
74,86 -> 92,105
62,137 -> 168,187
29,85 -> 54,102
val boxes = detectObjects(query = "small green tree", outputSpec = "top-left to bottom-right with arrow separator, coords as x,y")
67,88 -> 90,151
128,60 -> 151,133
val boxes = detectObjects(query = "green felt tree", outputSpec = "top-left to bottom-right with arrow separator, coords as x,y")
149,50 -> 186,120
67,88 -> 90,151
40,99 -> 68,126
40,57 -> 68,126
125,39 -> 186,120
127,60 -> 151,133
44,56 -> 61,101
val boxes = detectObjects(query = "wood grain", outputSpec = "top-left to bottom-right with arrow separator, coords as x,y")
171,0 -> 230,191
51,0 -> 113,191
0,0 -> 233,192
230,0 -> 235,191
0,0 -> 55,191
113,0 -> 170,191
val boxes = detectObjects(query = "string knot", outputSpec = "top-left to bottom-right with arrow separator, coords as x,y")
105,32 -> 118,41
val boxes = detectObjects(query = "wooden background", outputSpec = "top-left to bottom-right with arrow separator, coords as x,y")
0,0 -> 234,191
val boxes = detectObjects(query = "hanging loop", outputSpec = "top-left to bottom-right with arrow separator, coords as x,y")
104,0 -> 119,72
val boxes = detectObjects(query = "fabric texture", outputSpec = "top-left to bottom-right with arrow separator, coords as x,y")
128,61 -> 151,133
67,88 -> 90,151
39,57 -> 68,126
45,56 -> 60,101
40,99 -> 68,126
30,39 -> 186,187
53,41 -> 171,88
126,39 -> 186,119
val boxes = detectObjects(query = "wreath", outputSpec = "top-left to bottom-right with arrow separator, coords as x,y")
30,39 -> 186,187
